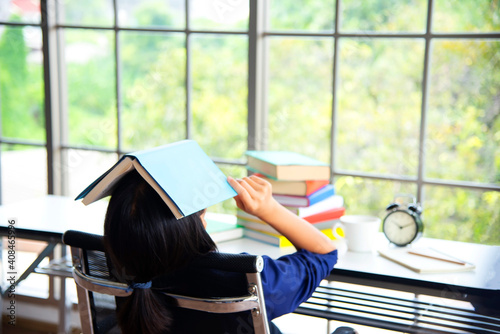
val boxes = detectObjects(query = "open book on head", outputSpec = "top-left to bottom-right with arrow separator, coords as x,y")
75,140 -> 237,219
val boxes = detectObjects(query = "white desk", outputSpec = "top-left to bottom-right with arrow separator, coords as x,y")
1,195 -> 499,333
218,231 -> 500,304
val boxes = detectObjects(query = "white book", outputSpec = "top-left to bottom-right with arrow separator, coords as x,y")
378,247 -> 475,274
285,195 -> 344,217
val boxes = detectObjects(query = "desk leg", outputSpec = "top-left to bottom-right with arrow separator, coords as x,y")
58,245 -> 70,334
0,243 -> 57,298
0,242 -> 57,333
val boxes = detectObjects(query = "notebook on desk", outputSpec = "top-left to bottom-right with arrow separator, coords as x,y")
378,247 -> 476,274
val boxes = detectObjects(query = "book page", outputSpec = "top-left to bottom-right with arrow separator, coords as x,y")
81,157 -> 135,205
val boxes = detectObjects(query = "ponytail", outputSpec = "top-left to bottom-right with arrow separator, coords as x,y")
104,171 -> 217,334
118,288 -> 173,334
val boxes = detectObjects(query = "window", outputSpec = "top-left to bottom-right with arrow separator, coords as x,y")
0,0 -> 46,204
1,0 -> 499,244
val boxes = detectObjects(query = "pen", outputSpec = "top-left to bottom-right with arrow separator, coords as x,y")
407,250 -> 467,266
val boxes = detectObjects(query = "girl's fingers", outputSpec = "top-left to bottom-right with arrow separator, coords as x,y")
229,176 -> 259,203
228,177 -> 252,201
243,176 -> 263,190
238,177 -> 260,197
249,174 -> 268,186
233,195 -> 244,210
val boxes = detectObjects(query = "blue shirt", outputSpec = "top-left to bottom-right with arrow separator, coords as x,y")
157,249 -> 338,332
261,249 -> 338,319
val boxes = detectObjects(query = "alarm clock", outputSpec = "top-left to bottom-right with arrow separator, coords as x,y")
383,194 -> 424,247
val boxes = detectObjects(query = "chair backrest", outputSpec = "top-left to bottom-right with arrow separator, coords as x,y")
63,229 -> 270,334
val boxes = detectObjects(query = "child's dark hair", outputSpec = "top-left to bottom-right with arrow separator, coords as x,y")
104,170 -> 217,334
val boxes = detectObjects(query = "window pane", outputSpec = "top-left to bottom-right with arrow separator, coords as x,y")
433,0 -> 500,32
191,34 -> 248,159
424,185 -> 500,245
267,37 -> 333,163
334,176 -> 417,216
1,145 -> 47,204
0,25 -> 44,141
0,0 -> 40,24
426,40 -> 500,184
65,149 -> 118,198
120,32 -> 186,151
268,0 -> 335,32
340,0 -> 427,33
337,38 -> 424,175
117,0 -> 185,29
64,29 -> 117,149
59,0 -> 114,26
189,0 -> 249,31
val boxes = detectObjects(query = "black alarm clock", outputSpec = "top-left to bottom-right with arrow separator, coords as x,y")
383,194 -> 424,247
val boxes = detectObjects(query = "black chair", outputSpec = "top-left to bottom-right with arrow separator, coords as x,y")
63,229 -> 271,334
63,229 -> 357,334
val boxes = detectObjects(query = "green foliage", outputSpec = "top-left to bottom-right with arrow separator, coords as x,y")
427,40 -> 500,184
340,0 -> 428,32
269,0 -> 335,31
0,24 -> 44,141
433,0 -> 500,32
267,38 -> 333,163
335,176 -> 417,216
121,42 -> 187,150
133,1 -> 175,26
337,38 -> 424,175
424,187 -> 500,245
65,30 -> 117,148
1,1 -> 498,243
190,35 -> 248,159
60,0 -> 114,26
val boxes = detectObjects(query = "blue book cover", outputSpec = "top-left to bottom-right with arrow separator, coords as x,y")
76,140 -> 237,219
245,150 -> 328,166
273,184 -> 335,207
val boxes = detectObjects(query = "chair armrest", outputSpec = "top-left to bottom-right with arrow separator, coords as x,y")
73,266 -> 132,297
63,230 -> 105,252
192,252 -> 264,273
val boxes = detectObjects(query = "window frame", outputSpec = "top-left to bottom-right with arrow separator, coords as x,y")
0,0 -> 498,209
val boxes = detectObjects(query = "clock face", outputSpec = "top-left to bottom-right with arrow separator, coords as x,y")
383,210 -> 418,246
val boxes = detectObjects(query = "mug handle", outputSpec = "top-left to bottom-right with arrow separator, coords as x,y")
332,222 -> 344,240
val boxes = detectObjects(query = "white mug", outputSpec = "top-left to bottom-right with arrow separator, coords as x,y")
332,215 -> 381,253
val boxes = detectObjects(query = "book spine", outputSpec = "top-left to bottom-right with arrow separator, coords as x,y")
243,229 -> 293,247
304,180 -> 330,195
273,184 -> 334,207
286,195 -> 344,217
307,184 -> 335,206
243,228 -> 337,248
303,207 -> 345,224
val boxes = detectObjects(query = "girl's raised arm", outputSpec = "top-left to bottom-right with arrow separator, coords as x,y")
228,175 -> 336,254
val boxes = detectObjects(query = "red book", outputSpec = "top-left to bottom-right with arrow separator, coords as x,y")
303,207 -> 345,224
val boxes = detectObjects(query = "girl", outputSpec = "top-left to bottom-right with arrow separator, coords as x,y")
104,171 -> 337,333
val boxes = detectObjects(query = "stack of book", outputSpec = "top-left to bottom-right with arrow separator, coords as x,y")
238,151 -> 345,247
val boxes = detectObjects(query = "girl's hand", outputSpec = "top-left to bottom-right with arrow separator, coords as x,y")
228,175 -> 336,254
227,175 -> 279,221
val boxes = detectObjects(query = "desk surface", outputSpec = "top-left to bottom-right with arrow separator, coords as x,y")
0,195 -> 107,242
1,195 -> 499,301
